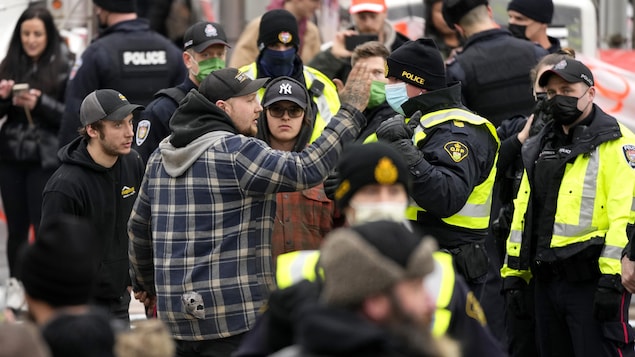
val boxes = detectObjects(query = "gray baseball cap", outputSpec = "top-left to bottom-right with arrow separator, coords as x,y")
80,89 -> 144,126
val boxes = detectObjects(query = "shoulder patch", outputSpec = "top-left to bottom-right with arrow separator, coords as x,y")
444,141 -> 469,163
135,120 -> 151,146
623,144 -> 635,168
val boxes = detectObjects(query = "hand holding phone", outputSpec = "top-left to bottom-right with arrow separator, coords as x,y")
12,83 -> 29,95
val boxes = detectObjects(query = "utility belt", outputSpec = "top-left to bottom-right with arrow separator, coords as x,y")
445,242 -> 489,283
532,247 -> 602,282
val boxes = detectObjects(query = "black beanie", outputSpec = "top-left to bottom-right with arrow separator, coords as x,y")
386,38 -> 446,91
507,0 -> 554,24
93,0 -> 137,13
258,9 -> 300,50
17,215 -> 100,307
42,312 -> 115,357
442,0 -> 488,27
334,142 -> 412,209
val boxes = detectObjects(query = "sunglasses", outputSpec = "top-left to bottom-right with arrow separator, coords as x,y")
267,105 -> 304,118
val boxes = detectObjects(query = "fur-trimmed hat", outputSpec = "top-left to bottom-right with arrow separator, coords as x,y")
385,38 -> 446,91
319,221 -> 437,307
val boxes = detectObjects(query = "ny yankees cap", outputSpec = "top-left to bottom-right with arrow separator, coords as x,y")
183,21 -> 230,52
80,89 -> 143,126
199,68 -> 269,102
262,76 -> 308,109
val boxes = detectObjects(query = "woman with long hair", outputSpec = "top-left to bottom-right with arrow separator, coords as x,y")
0,6 -> 74,276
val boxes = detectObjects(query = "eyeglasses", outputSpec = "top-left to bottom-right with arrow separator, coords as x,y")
267,106 -> 304,118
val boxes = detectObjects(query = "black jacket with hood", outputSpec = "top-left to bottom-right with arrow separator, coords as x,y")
41,137 -> 145,300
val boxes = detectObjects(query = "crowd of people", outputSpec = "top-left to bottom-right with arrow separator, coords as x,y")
1,0 -> 635,356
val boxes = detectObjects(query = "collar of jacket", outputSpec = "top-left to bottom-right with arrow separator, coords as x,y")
98,18 -> 150,38
169,90 -> 237,148
461,28 -> 511,52
401,82 -> 466,116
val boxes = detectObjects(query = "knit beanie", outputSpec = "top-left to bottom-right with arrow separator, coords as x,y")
17,215 -> 100,307
385,38 -> 446,91
320,221 -> 437,307
42,312 -> 115,357
258,9 -> 300,51
334,142 -> 412,209
93,0 -> 137,13
507,0 -> 554,24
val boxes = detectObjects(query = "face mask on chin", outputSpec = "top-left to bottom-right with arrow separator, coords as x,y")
547,88 -> 590,126
385,82 -> 409,115
348,201 -> 408,225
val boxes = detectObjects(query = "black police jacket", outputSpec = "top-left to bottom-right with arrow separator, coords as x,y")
132,76 -> 196,163
447,28 -> 548,127
58,19 -> 186,147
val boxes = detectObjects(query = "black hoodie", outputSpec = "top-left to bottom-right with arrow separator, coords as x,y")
41,137 -> 145,300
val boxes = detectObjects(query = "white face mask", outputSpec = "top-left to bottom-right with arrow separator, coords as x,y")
348,201 -> 408,225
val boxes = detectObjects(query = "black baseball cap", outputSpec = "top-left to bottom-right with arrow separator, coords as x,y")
80,89 -> 143,126
538,58 -> 595,87
199,68 -> 269,102
262,76 -> 308,109
183,22 -> 230,52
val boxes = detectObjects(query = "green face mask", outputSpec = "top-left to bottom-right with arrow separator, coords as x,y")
367,80 -> 386,109
193,57 -> 225,83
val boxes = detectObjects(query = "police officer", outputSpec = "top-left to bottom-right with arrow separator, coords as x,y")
239,9 -> 340,143
501,58 -> 635,356
133,21 -> 230,163
58,0 -> 186,147
375,38 -> 499,301
233,142 -> 506,357
507,0 -> 562,54
442,0 -> 547,127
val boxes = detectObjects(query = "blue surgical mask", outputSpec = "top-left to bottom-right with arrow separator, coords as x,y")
260,47 -> 296,77
385,82 -> 409,115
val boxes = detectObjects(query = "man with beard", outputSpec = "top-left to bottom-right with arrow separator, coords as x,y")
271,220 -> 442,357
41,89 -> 145,325
58,0 -> 185,147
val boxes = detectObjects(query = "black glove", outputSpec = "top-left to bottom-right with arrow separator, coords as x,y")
505,288 -> 530,319
593,287 -> 623,321
389,139 -> 423,167
376,111 -> 423,142
323,169 -> 340,200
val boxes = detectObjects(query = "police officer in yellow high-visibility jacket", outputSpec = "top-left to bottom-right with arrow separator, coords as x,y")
233,142 -> 506,357
501,58 -> 635,356
238,9 -> 340,143
374,39 -> 499,299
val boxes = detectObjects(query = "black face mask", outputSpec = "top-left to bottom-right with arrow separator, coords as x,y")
508,24 -> 528,40
547,89 -> 589,126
